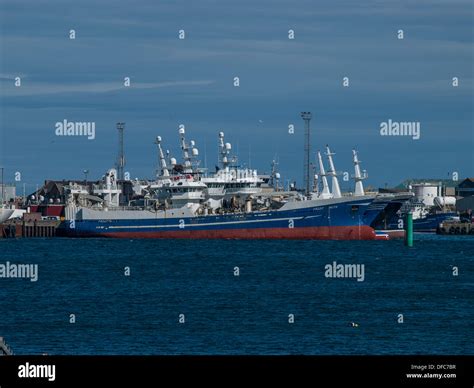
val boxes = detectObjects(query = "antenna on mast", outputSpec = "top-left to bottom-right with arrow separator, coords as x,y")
154,136 -> 170,178
218,131 -> 233,171
179,126 -> 199,174
270,159 -> 281,191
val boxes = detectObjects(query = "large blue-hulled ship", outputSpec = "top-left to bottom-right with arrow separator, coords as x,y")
57,124 -> 395,240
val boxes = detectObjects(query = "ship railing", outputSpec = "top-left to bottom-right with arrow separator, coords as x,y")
90,205 -> 148,211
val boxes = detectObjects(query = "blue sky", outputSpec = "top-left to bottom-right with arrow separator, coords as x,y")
0,0 -> 473,193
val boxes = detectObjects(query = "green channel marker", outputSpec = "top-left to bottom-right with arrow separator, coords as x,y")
405,212 -> 413,247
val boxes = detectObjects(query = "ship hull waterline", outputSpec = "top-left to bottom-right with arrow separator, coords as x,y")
58,225 -> 376,240
58,196 -> 382,240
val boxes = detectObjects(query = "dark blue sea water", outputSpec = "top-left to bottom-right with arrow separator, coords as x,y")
0,235 -> 472,355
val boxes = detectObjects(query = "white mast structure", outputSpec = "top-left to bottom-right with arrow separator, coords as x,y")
352,149 -> 366,196
179,127 -> 199,174
317,151 -> 332,199
166,149 -> 177,173
313,173 -> 319,196
218,131 -> 233,171
154,136 -> 170,178
325,145 -> 342,198
270,159 -> 281,191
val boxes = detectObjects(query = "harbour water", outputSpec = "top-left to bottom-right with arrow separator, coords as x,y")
0,235 -> 472,355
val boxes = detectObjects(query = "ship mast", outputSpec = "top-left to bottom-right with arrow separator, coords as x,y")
352,149 -> 366,196
326,145 -> 341,198
179,127 -> 192,174
166,149 -> 177,173
179,127 -> 199,174
270,159 -> 281,191
317,151 -> 332,198
313,173 -> 319,195
218,131 -> 232,172
154,136 -> 170,178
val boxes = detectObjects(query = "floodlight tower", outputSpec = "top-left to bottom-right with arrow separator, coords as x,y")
116,122 -> 125,180
300,112 -> 312,195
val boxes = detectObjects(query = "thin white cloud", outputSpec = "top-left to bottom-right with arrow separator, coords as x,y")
0,79 -> 215,96
0,73 -> 28,80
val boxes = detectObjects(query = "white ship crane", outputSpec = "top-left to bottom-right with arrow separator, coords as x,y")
352,149 -> 367,196
317,151 -> 332,199
325,145 -> 342,198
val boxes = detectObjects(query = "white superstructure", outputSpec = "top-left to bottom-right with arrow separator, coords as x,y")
93,168 -> 122,207
201,131 -> 263,200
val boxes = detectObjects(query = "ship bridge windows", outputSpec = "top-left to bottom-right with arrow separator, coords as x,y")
171,187 -> 201,193
207,183 -> 224,188
225,183 -> 247,189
